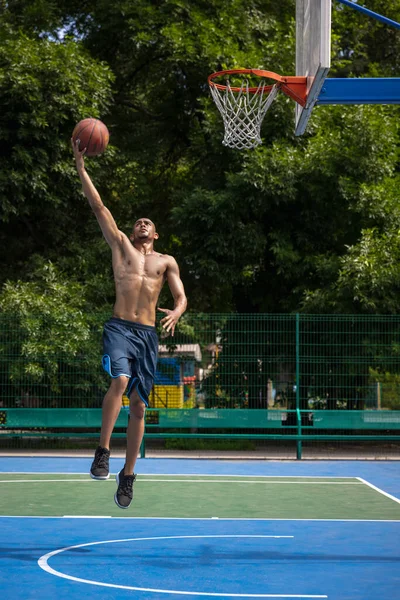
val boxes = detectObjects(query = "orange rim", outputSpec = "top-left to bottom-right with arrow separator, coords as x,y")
208,69 -> 308,107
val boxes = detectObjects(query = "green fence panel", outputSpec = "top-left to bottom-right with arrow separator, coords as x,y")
301,410 -> 400,429
0,408 -> 128,428
2,312 -> 399,413
147,408 -> 291,429
0,312 -> 399,457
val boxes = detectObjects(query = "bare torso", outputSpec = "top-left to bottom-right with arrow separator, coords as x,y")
112,233 -> 169,325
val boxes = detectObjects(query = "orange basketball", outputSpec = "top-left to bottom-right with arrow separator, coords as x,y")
72,118 -> 109,157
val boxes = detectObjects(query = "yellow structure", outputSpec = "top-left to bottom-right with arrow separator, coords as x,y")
151,385 -> 184,409
122,386 -> 184,409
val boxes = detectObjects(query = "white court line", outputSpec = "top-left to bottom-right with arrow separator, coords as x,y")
138,474 -> 356,480
63,515 -> 112,518
126,479 -> 362,485
38,535 -> 328,598
357,477 -> 400,504
0,472 -> 359,479
0,478 -> 363,484
0,479 -> 96,483
2,515 -> 400,522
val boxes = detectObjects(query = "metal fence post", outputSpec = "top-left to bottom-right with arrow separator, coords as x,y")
140,437 -> 146,458
296,313 -> 302,459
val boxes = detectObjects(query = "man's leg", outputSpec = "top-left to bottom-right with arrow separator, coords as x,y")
90,376 -> 128,480
114,388 -> 145,508
99,376 -> 129,449
125,388 -> 145,474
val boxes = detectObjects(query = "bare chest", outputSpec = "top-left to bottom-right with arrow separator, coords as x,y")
114,248 -> 167,281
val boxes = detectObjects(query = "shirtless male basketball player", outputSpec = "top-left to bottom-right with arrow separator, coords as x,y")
72,139 -> 187,509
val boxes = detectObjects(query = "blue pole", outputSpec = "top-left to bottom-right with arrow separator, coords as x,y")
335,0 -> 400,30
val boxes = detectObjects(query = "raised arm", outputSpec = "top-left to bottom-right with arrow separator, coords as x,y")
71,139 -> 122,248
158,256 -> 187,336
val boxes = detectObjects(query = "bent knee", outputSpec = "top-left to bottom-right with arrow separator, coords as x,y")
129,403 -> 146,420
129,392 -> 146,420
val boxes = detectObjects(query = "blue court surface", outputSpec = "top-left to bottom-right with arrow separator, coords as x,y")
1,457 -> 399,600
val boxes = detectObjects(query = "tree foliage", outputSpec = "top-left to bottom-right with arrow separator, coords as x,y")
0,19 -> 114,289
0,0 -> 399,315
0,261 -> 107,402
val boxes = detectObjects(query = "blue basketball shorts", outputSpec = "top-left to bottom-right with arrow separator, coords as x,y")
102,317 -> 158,406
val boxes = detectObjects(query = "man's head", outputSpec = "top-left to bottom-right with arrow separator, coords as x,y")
130,218 -> 158,243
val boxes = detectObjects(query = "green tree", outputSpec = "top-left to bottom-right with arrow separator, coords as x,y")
0,22 -> 114,286
0,261 -> 107,406
1,0 -> 400,315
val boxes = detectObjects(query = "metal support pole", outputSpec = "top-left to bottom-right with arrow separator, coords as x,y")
295,313 -> 302,460
296,408 -> 302,460
140,437 -> 146,458
335,0 -> 400,30
318,78 -> 400,104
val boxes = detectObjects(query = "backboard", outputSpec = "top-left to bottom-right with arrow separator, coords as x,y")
295,0 -> 331,135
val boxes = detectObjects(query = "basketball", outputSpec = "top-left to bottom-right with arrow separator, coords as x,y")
72,118 -> 109,157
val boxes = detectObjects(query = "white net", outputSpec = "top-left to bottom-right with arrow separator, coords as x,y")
209,79 -> 279,150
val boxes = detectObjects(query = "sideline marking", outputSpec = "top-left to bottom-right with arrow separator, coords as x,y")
0,479 -> 102,483
0,472 -> 358,478
38,535 -> 327,598
357,477 -> 400,504
63,515 -> 112,518
2,515 -> 400,522
0,478 -> 363,485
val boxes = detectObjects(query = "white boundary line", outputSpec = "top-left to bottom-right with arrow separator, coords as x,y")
0,478 -> 363,485
1,515 -> 399,522
38,534 -> 327,598
357,477 -> 400,504
63,515 -> 112,518
0,472 -> 359,478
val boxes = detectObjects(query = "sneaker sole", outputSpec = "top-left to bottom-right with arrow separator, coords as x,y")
90,471 -> 110,480
114,471 -> 132,509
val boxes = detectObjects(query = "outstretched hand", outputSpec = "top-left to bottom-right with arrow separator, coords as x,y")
158,307 -> 181,337
71,137 -> 87,171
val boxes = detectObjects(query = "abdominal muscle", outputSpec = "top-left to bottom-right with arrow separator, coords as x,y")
112,256 -> 165,325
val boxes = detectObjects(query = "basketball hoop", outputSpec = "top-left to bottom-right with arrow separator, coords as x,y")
208,69 -> 307,150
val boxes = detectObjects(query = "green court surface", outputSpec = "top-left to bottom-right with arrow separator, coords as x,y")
1,473 -> 399,520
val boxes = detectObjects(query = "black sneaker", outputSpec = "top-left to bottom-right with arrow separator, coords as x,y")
114,467 -> 136,509
90,446 -> 110,480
